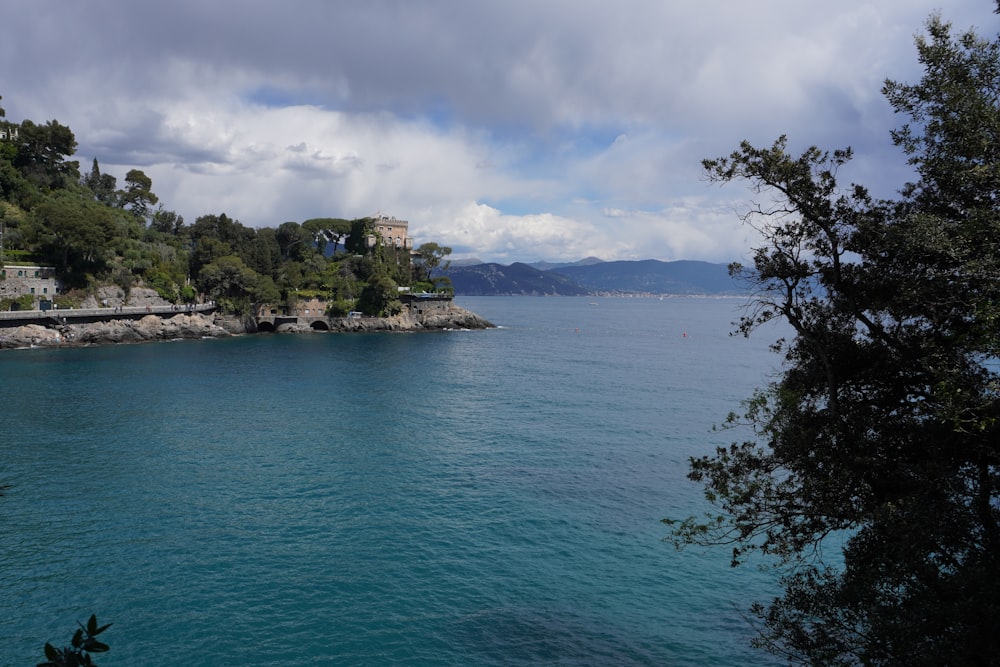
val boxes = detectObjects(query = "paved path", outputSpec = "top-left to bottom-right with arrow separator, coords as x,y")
0,303 -> 216,322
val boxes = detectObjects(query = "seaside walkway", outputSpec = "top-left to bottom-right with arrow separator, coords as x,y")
0,302 -> 217,327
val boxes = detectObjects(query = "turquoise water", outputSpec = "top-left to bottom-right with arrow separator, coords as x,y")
0,296 -> 785,665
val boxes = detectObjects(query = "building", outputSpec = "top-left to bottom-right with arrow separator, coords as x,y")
0,264 -> 60,306
371,214 -> 413,249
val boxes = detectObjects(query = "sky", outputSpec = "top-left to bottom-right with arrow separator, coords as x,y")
1,1 -> 994,264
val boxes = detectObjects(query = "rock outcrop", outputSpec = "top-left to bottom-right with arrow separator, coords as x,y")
0,313 -> 231,349
325,304 -> 493,333
0,303 -> 492,350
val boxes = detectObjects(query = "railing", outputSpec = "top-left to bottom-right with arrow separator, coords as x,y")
0,302 -> 216,322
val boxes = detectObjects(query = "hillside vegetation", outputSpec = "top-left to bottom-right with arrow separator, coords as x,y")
0,97 -> 451,317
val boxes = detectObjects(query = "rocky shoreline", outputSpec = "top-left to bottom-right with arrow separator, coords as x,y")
0,304 -> 493,350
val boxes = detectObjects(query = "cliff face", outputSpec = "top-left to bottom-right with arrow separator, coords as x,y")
0,304 -> 493,350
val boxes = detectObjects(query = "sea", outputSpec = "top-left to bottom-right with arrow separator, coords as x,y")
0,296 -> 789,666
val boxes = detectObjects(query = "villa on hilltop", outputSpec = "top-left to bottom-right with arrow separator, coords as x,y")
369,214 -> 412,249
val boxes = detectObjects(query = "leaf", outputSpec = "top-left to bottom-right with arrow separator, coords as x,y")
86,614 -> 98,634
92,622 -> 112,636
83,638 -> 110,652
43,642 -> 60,661
71,627 -> 84,648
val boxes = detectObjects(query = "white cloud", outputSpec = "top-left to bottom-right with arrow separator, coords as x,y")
0,0 -> 990,263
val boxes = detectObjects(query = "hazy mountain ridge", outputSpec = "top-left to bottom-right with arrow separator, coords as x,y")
444,262 -> 590,296
445,259 -> 740,296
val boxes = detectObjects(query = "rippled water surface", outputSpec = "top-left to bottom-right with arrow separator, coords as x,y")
0,296 -> 785,665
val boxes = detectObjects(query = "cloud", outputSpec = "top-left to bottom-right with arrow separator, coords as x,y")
0,0 -> 991,263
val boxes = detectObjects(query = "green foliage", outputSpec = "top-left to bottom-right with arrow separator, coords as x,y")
148,207 -> 184,236
2,248 -> 37,263
415,242 -> 452,281
670,14 -> 1000,665
242,226 -> 281,277
196,254 -> 281,315
38,614 -> 111,667
81,159 -> 117,205
1,294 -> 35,311
356,273 -> 401,316
0,97 -> 452,319
344,218 -> 373,255
303,217 -> 352,254
52,292 -> 82,309
325,298 -> 355,317
144,268 -> 180,302
13,119 -> 79,191
118,169 -> 158,221
433,275 -> 454,295
275,221 -> 315,261
30,191 -> 114,274
179,284 -> 197,304
411,280 -> 434,293
189,236 -> 233,278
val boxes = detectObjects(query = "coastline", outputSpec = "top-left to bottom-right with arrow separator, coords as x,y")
0,304 -> 493,350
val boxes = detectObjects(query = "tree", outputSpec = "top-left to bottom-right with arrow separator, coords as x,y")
344,218 -> 373,255
275,221 -> 314,261
13,119 -> 79,190
185,212 -> 257,266
31,192 -> 114,273
82,158 -> 117,205
243,226 -> 282,277
197,254 -> 270,313
189,236 -> 233,278
415,242 -> 452,288
356,273 -> 401,317
38,614 -> 111,667
149,206 -> 184,236
118,169 -> 158,221
668,14 -> 1000,665
302,217 -> 352,255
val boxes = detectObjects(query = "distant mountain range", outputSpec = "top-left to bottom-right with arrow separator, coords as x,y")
443,259 -> 742,296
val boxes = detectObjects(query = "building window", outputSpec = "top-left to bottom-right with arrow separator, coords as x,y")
30,287 -> 35,294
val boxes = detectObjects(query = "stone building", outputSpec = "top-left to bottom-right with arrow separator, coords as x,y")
0,264 -> 60,306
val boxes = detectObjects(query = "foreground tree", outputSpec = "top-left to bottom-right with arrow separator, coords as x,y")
668,15 -> 1000,665
38,614 -> 111,667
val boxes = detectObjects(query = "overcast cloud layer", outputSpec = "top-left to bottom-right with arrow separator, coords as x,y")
2,1 -> 994,263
